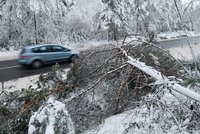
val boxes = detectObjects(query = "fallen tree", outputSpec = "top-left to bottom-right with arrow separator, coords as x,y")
117,38 -> 200,102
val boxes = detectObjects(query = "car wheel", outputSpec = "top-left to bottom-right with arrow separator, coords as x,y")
70,55 -> 78,63
32,60 -> 42,69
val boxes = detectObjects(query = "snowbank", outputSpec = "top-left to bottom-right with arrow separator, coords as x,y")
0,74 -> 39,93
0,51 -> 19,61
0,68 -> 70,94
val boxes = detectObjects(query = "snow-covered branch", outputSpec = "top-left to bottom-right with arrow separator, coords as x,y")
115,38 -> 200,102
127,55 -> 200,102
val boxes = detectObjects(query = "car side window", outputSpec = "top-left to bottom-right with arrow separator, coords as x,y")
32,46 -> 51,53
52,46 -> 64,52
39,46 -> 48,52
32,47 -> 40,53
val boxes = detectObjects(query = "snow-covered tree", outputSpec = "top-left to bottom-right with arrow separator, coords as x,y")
0,0 -> 200,50
0,0 -> 77,49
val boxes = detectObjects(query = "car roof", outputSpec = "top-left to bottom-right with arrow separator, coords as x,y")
24,44 -> 62,49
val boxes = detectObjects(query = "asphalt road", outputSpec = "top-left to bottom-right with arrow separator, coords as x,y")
0,35 -> 200,82
155,35 -> 200,49
0,60 -> 71,82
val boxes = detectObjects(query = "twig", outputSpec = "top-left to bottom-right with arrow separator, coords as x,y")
89,51 -> 122,75
183,0 -> 195,16
87,64 -> 128,91
115,67 -> 133,113
155,98 -> 181,130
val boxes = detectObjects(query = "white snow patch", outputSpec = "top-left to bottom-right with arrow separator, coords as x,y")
0,51 -> 19,61
0,68 -> 70,93
0,74 -> 39,93
86,90 -> 198,134
85,103 -> 174,134
86,110 -> 135,134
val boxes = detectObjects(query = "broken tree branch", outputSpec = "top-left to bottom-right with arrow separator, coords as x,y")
117,41 -> 200,102
127,56 -> 200,102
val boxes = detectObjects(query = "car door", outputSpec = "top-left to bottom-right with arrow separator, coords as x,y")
32,46 -> 55,64
51,45 -> 71,62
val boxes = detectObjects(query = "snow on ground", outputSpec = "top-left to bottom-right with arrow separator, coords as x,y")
0,68 -> 70,94
0,74 -> 39,93
86,109 -> 138,134
85,107 -> 163,134
0,50 -> 19,61
167,43 -> 200,60
85,91 -> 190,134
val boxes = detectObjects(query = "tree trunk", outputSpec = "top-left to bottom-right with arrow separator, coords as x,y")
34,12 -> 38,44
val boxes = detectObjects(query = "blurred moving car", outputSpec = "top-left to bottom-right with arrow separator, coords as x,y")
18,44 -> 80,68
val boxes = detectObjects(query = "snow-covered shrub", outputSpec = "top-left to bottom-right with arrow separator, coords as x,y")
36,63 -> 67,90
28,97 -> 75,134
0,64 -> 69,133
